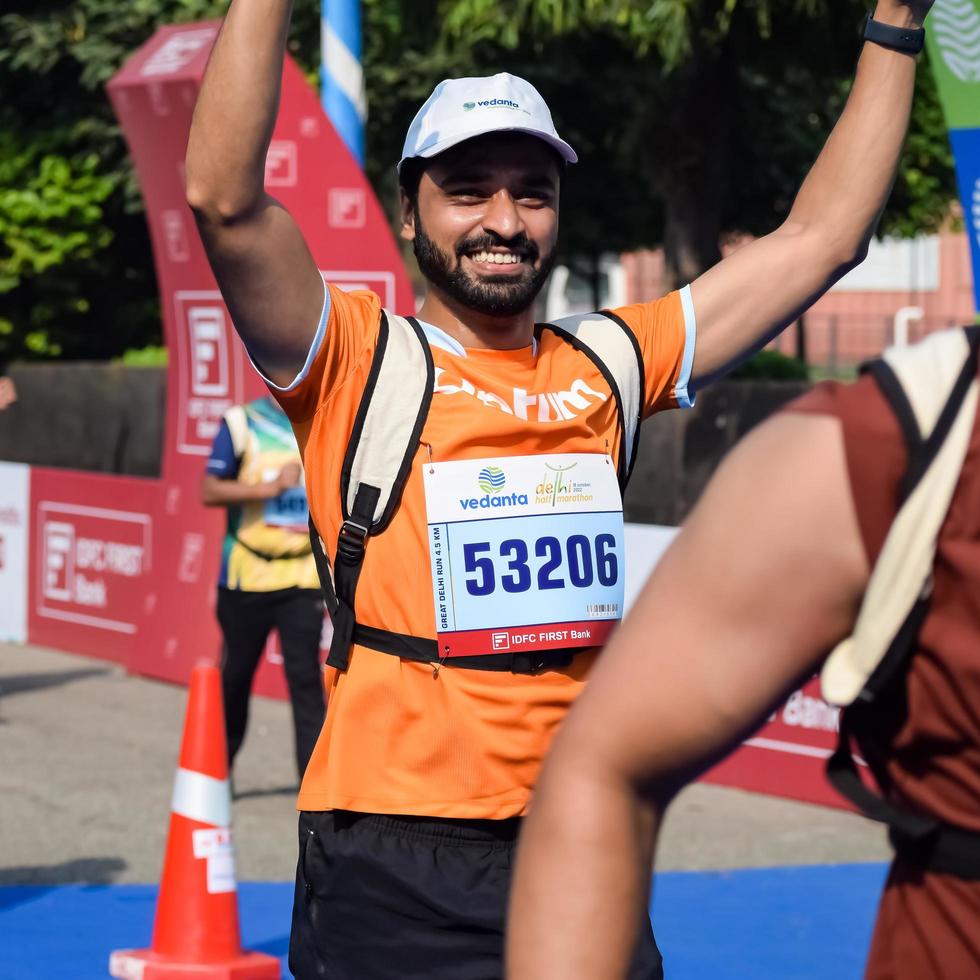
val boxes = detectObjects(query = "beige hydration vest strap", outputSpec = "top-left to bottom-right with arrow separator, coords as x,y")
223,404 -> 250,459
310,307 -> 645,672
822,327 -> 980,708
543,310 -> 645,484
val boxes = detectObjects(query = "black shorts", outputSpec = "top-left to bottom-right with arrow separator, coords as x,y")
289,809 -> 664,980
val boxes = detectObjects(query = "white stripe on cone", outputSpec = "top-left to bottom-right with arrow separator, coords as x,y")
170,767 -> 231,827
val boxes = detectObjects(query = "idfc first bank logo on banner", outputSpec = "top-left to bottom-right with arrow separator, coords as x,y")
173,293 -> 248,455
928,0 -> 980,313
37,503 -> 153,635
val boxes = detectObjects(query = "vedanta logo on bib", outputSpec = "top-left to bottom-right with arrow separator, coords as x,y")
459,492 -> 529,510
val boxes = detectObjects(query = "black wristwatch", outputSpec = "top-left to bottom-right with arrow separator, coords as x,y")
863,13 -> 925,54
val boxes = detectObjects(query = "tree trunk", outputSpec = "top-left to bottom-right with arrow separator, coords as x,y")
648,43 -> 734,292
662,172 -> 725,291
588,253 -> 602,310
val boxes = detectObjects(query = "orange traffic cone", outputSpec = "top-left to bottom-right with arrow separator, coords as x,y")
109,664 -> 280,979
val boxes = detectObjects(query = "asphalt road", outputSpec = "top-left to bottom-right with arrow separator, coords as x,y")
0,642 -> 889,886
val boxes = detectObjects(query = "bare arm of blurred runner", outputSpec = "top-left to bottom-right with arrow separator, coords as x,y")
201,462 -> 301,507
689,0 -> 931,386
506,413 -> 871,979
185,0 -> 323,388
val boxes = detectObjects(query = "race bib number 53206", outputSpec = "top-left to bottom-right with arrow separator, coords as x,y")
422,454 -> 625,659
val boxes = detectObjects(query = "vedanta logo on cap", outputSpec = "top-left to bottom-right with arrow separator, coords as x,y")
463,98 -> 521,111
398,72 -> 578,172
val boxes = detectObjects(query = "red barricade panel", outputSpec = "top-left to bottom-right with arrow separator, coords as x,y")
28,469 -> 162,666
703,676 -> 849,810
23,23 -> 412,693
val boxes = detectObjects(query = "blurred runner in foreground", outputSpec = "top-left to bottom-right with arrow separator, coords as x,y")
185,0 -> 932,974
202,395 -> 325,782
509,321 -> 980,980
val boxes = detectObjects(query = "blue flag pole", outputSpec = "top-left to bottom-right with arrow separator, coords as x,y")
321,0 -> 366,166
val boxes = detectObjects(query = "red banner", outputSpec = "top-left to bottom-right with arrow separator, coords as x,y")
15,24 -> 410,696
28,470 -> 162,666
703,676 -> 848,809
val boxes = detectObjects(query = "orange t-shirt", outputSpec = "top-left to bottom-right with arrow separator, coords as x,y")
274,283 -> 693,817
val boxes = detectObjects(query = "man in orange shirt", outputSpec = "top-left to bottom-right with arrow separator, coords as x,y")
185,0 -> 930,974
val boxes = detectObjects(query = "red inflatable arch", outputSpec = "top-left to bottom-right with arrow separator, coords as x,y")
24,22 -> 412,696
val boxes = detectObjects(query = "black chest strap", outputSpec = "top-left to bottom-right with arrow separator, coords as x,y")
326,483 -> 379,670
828,711 -> 980,879
353,622 -> 577,673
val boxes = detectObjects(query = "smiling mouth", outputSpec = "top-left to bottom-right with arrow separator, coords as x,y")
464,250 -> 526,269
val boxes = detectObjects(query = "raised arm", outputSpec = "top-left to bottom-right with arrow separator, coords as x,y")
690,0 -> 931,386
507,413 -> 870,979
185,0 -> 324,388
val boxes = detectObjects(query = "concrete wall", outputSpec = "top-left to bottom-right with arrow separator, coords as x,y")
624,380 -> 809,526
0,364 -> 165,477
0,365 -> 808,516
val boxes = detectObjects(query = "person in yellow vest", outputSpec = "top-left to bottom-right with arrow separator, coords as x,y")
202,394 -> 325,782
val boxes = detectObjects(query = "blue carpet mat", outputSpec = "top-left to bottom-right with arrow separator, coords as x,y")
0,863 -> 887,979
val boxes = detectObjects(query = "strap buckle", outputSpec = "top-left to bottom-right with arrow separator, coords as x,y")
337,519 -> 369,563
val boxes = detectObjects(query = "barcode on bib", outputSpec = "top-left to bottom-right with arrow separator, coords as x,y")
587,603 -> 619,617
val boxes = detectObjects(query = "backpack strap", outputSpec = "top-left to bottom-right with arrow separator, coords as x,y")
310,307 -> 646,674
310,310 -> 435,671
821,326 -> 980,707
540,311 -> 645,488
823,326 -> 980,878
223,404 -> 250,460
829,711 -> 980,878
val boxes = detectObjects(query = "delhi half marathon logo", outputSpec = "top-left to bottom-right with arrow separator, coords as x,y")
536,462 -> 578,507
478,466 -> 506,494
932,0 -> 980,82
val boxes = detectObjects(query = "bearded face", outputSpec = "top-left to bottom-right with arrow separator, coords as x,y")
412,212 -> 557,318
402,133 -> 561,320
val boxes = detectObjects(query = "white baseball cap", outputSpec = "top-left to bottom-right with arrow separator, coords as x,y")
398,72 -> 578,174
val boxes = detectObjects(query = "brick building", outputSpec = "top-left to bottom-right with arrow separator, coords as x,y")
617,224 -> 976,373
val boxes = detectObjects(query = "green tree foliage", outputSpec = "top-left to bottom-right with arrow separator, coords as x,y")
729,347 -> 808,380
386,0 -> 956,282
0,0 -> 959,362
0,139 -> 115,354
0,0 -> 223,362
